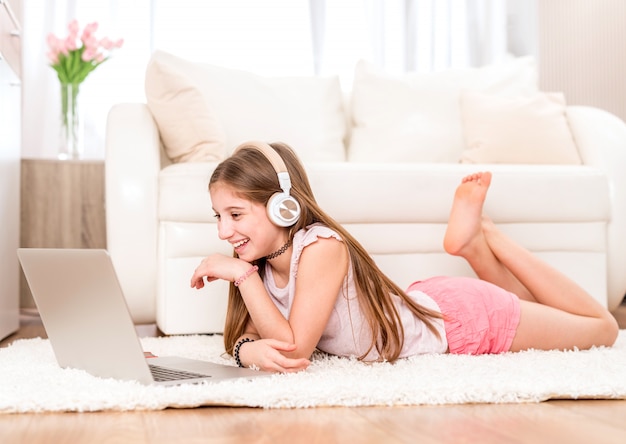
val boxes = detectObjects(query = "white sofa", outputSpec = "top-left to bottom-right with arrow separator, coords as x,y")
105,51 -> 626,334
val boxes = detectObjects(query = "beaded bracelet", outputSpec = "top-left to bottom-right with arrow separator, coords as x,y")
233,265 -> 259,287
234,337 -> 254,368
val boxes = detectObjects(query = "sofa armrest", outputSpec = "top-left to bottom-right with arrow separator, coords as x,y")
567,106 -> 626,311
105,103 -> 161,324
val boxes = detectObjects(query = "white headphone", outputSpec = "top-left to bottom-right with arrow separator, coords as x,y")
233,141 -> 301,227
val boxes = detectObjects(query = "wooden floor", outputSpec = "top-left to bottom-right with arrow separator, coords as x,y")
2,305 -> 626,444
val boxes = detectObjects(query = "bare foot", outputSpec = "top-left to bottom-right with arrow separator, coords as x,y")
443,172 -> 492,256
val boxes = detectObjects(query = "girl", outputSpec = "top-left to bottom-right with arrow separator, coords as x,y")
190,141 -> 618,373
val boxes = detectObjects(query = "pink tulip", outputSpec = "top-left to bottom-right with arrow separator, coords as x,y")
86,22 -> 99,33
81,31 -> 90,43
81,48 -> 95,62
64,35 -> 77,51
82,35 -> 98,51
59,40 -> 69,56
100,37 -> 114,51
81,22 -> 99,41
46,33 -> 60,50
114,38 -> 124,49
46,50 -> 58,64
68,19 -> 79,35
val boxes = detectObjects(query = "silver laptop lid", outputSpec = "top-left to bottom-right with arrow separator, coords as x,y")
17,248 -> 154,384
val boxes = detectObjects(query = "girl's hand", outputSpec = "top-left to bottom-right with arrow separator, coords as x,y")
190,254 -> 249,289
240,339 -> 310,373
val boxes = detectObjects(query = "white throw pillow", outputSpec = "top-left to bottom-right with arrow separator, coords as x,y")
348,57 -> 538,163
460,91 -> 581,164
145,51 -> 347,163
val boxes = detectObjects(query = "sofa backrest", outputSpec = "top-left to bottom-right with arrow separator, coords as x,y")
143,51 -> 589,169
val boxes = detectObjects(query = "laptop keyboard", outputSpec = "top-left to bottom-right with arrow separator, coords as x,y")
148,364 -> 210,382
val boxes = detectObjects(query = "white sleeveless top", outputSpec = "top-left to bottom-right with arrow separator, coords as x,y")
262,223 -> 448,360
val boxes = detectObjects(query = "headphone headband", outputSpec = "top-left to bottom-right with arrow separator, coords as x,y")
232,140 -> 301,227
233,141 -> 288,175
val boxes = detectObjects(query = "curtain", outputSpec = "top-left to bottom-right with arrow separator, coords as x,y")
360,0 -> 511,74
21,0 -> 529,160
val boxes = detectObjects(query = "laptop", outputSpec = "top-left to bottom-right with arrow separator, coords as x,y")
17,248 -> 269,386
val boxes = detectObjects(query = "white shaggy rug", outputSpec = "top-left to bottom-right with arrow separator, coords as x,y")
2,331 -> 626,413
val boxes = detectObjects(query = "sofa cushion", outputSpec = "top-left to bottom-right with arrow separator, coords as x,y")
145,50 -> 347,163
460,91 -> 581,164
158,162 -> 608,224
145,55 -> 226,163
347,57 -> 538,163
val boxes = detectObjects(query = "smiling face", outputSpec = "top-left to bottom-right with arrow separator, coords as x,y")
210,182 -> 287,262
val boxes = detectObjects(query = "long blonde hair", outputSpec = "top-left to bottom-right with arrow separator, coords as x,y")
209,142 -> 442,362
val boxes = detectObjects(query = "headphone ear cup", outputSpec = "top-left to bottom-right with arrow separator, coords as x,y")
266,192 -> 301,227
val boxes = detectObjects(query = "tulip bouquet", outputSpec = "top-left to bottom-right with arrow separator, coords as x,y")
46,20 -> 123,159
46,19 -> 124,85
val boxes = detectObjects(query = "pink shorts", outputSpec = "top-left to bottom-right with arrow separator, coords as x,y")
406,276 -> 521,355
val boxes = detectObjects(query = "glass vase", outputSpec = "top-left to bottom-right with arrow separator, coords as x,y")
58,82 -> 84,160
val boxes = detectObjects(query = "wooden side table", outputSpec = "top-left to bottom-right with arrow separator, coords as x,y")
20,158 -> 107,308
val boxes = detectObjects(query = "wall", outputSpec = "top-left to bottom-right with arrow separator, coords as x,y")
538,0 -> 626,123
